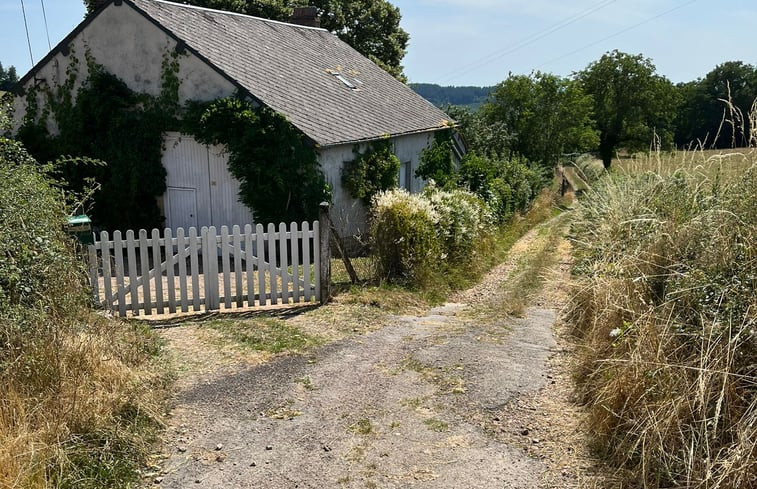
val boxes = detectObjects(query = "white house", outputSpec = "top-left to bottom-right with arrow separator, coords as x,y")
13,0 -> 457,237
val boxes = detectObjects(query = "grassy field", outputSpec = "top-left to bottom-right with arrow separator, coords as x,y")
616,147 -> 757,178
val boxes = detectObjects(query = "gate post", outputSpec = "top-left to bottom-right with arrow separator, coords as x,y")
318,202 -> 331,303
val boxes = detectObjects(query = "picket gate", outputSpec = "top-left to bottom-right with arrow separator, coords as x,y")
87,221 -> 327,317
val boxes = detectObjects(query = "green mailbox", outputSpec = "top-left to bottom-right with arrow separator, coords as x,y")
67,214 -> 94,245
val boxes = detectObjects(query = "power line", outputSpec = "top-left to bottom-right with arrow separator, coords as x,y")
441,0 -> 619,83
535,0 -> 699,71
40,0 -> 52,51
20,0 -> 35,66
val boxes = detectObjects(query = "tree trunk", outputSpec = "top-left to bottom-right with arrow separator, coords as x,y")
599,141 -> 614,169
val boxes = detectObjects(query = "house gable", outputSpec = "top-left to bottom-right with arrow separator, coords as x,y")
14,0 -> 236,131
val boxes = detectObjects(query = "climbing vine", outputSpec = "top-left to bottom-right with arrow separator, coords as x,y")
17,45 -> 330,230
415,129 -> 456,188
17,48 -> 180,231
341,137 -> 400,204
185,97 -> 330,224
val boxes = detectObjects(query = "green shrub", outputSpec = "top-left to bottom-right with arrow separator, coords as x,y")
415,130 -> 456,187
567,159 -> 757,488
0,138 -> 83,323
458,153 -> 544,222
341,138 -> 400,204
369,189 -> 441,282
0,136 -> 165,488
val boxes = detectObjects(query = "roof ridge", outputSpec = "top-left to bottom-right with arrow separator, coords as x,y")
145,0 -> 328,32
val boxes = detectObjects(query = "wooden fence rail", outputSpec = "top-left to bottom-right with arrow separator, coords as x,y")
87,221 -> 326,317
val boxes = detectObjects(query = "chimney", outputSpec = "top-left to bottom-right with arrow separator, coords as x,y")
88,0 -> 121,15
290,6 -> 320,28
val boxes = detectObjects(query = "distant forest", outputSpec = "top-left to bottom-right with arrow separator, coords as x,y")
410,83 -> 493,110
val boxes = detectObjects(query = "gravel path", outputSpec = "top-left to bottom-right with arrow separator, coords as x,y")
155,220 -> 588,488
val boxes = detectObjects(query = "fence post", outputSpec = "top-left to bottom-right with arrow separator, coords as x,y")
318,202 -> 331,303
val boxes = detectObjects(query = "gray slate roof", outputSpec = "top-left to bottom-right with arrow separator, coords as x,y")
129,0 -> 452,147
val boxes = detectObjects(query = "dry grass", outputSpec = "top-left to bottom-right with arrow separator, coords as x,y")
567,148 -> 757,487
0,315 -> 168,489
0,150 -> 169,488
616,146 -> 757,179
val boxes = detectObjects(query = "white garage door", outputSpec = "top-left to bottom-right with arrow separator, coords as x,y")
161,132 -> 254,231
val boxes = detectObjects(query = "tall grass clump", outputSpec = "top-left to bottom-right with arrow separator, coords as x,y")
0,137 -> 166,488
567,153 -> 757,487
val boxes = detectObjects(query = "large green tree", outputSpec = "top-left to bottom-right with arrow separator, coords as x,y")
576,50 -> 678,168
85,0 -> 409,81
674,61 -> 757,148
0,63 -> 18,91
480,72 -> 598,168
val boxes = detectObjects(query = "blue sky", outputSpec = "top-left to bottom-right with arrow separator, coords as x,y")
1,0 -> 755,87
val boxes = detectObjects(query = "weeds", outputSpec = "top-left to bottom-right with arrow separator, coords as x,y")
0,139 -> 168,488
205,317 -> 323,353
567,150 -> 757,487
348,419 -> 374,436
423,418 -> 450,432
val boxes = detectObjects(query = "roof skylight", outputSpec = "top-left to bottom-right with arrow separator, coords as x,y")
333,72 -> 358,90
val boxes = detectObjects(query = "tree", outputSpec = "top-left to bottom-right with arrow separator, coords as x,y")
84,0 -> 409,81
480,72 -> 598,168
576,50 -> 678,168
445,105 -> 512,158
0,63 -> 18,91
674,61 -> 757,148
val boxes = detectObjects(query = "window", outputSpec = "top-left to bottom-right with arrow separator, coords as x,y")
399,161 -> 412,191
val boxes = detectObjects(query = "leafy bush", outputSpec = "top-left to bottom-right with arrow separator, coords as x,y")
369,186 -> 492,283
567,157 -> 757,488
369,189 -> 441,282
0,137 -> 165,488
415,130 -> 457,187
458,153 -> 544,222
341,138 -> 400,204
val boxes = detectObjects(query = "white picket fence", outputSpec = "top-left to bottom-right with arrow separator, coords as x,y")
87,221 -> 325,317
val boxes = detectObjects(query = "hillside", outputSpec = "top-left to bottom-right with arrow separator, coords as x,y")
410,83 -> 494,110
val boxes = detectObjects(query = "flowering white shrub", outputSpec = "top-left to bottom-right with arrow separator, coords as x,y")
370,189 -> 441,281
424,186 -> 492,262
370,186 -> 493,282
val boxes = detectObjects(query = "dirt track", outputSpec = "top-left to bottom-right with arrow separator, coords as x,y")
155,218 -> 591,488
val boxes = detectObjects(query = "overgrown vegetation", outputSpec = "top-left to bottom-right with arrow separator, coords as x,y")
368,179 -> 554,290
186,97 -> 330,223
0,133 -> 166,487
18,53 -> 170,231
18,51 -> 329,230
341,138 -> 400,204
415,130 -> 457,187
567,151 -> 757,487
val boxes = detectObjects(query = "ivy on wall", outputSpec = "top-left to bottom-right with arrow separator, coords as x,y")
17,48 -> 329,230
341,137 -> 400,204
185,97 -> 330,224
415,129 -> 456,188
18,50 -> 172,231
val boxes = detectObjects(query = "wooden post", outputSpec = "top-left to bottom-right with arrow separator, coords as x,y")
318,202 -> 331,303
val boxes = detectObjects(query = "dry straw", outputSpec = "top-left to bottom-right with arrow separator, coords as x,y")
568,118 -> 757,487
